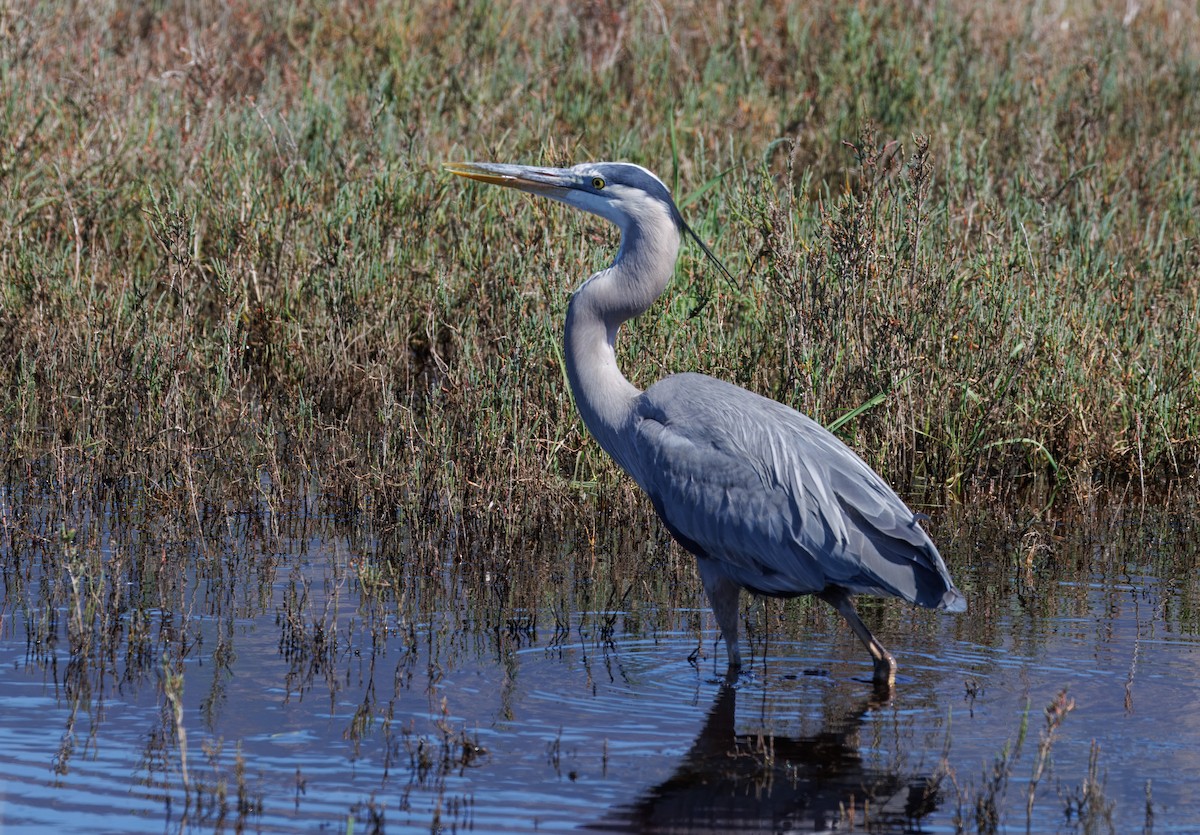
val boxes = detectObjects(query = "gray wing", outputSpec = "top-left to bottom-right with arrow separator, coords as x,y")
625,373 -> 963,610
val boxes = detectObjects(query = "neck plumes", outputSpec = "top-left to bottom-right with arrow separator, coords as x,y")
563,217 -> 681,470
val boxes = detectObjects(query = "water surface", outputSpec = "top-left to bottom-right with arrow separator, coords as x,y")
1,500 -> 1197,832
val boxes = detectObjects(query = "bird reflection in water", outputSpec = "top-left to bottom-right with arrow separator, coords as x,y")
590,677 -> 942,833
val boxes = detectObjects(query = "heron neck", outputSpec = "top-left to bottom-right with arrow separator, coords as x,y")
563,221 -> 680,466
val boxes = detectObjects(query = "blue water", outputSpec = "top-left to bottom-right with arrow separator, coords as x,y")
1,525 -> 1197,833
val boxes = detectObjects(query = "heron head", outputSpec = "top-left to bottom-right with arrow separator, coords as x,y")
445,161 -> 734,282
444,161 -> 679,232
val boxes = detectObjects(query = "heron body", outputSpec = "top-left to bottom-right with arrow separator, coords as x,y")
446,160 -> 966,688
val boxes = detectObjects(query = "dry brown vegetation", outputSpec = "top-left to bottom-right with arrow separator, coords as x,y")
0,0 -> 1198,654
3,2 -> 1198,541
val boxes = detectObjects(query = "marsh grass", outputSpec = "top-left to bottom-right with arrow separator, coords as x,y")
2,0 -> 1200,829
947,688 -> 1124,835
3,0 -> 1199,529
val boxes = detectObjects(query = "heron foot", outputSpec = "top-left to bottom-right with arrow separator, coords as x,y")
872,651 -> 897,688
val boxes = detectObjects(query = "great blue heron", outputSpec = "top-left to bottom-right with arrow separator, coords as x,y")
446,160 -> 966,688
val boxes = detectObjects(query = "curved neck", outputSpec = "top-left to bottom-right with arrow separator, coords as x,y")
563,219 -> 681,466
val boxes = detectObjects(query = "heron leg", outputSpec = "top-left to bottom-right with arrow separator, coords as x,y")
819,588 -> 896,688
696,560 -> 742,671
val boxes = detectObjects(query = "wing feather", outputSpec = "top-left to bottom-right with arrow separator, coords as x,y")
625,373 -> 958,607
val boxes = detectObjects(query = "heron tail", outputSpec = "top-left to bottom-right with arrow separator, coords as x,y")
938,587 -> 968,613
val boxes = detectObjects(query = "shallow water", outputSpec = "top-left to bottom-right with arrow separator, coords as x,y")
1,503 -> 1198,833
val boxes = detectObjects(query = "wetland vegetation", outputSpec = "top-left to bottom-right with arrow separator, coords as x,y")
2,0 -> 1199,831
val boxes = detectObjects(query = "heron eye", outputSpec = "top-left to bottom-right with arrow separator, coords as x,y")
591,176 -> 605,190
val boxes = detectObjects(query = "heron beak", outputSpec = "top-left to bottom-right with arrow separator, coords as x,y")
444,162 -> 575,197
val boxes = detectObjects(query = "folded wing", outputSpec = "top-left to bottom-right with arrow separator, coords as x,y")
625,373 -> 963,610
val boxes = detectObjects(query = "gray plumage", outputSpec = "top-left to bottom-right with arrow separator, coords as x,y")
446,160 -> 966,688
